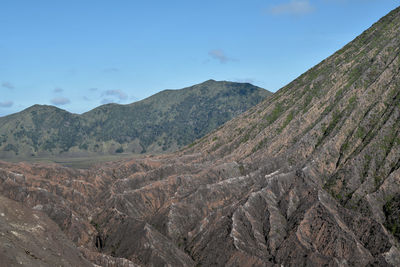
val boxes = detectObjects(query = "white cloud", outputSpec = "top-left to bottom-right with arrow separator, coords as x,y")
2,82 -> 14,89
0,101 -> 13,108
51,97 -> 70,106
101,98 -> 115,104
268,0 -> 315,16
235,78 -> 255,84
104,89 -> 128,100
208,49 -> 235,64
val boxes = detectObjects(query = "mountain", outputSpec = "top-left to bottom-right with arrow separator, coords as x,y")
1,6 -> 400,267
0,80 -> 271,158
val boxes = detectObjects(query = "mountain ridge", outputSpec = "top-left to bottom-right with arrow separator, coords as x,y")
0,80 -> 271,158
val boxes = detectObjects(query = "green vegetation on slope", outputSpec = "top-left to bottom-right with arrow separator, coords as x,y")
0,80 -> 271,158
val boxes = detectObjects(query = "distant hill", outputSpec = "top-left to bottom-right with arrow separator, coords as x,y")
0,80 -> 271,157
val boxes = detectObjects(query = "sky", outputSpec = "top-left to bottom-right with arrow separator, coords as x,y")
0,0 -> 399,116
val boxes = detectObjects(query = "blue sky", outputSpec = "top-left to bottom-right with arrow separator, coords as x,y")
0,0 -> 398,116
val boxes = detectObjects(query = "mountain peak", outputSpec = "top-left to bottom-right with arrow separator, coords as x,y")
203,79 -> 217,83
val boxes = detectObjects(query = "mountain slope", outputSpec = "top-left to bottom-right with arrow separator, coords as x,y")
189,5 -> 400,208
89,6 -> 400,265
0,80 -> 271,158
0,195 -> 92,267
0,6 -> 400,267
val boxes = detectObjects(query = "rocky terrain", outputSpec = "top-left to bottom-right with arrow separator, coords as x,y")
1,5 -> 400,267
0,195 -> 92,266
0,80 -> 270,158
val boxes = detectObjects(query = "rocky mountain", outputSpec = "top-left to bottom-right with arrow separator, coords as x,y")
0,80 -> 270,158
1,5 -> 400,267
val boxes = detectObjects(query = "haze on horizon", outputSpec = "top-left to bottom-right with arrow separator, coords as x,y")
1,0 -> 398,116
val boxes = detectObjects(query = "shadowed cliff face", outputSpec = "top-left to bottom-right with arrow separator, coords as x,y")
1,6 -> 400,267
